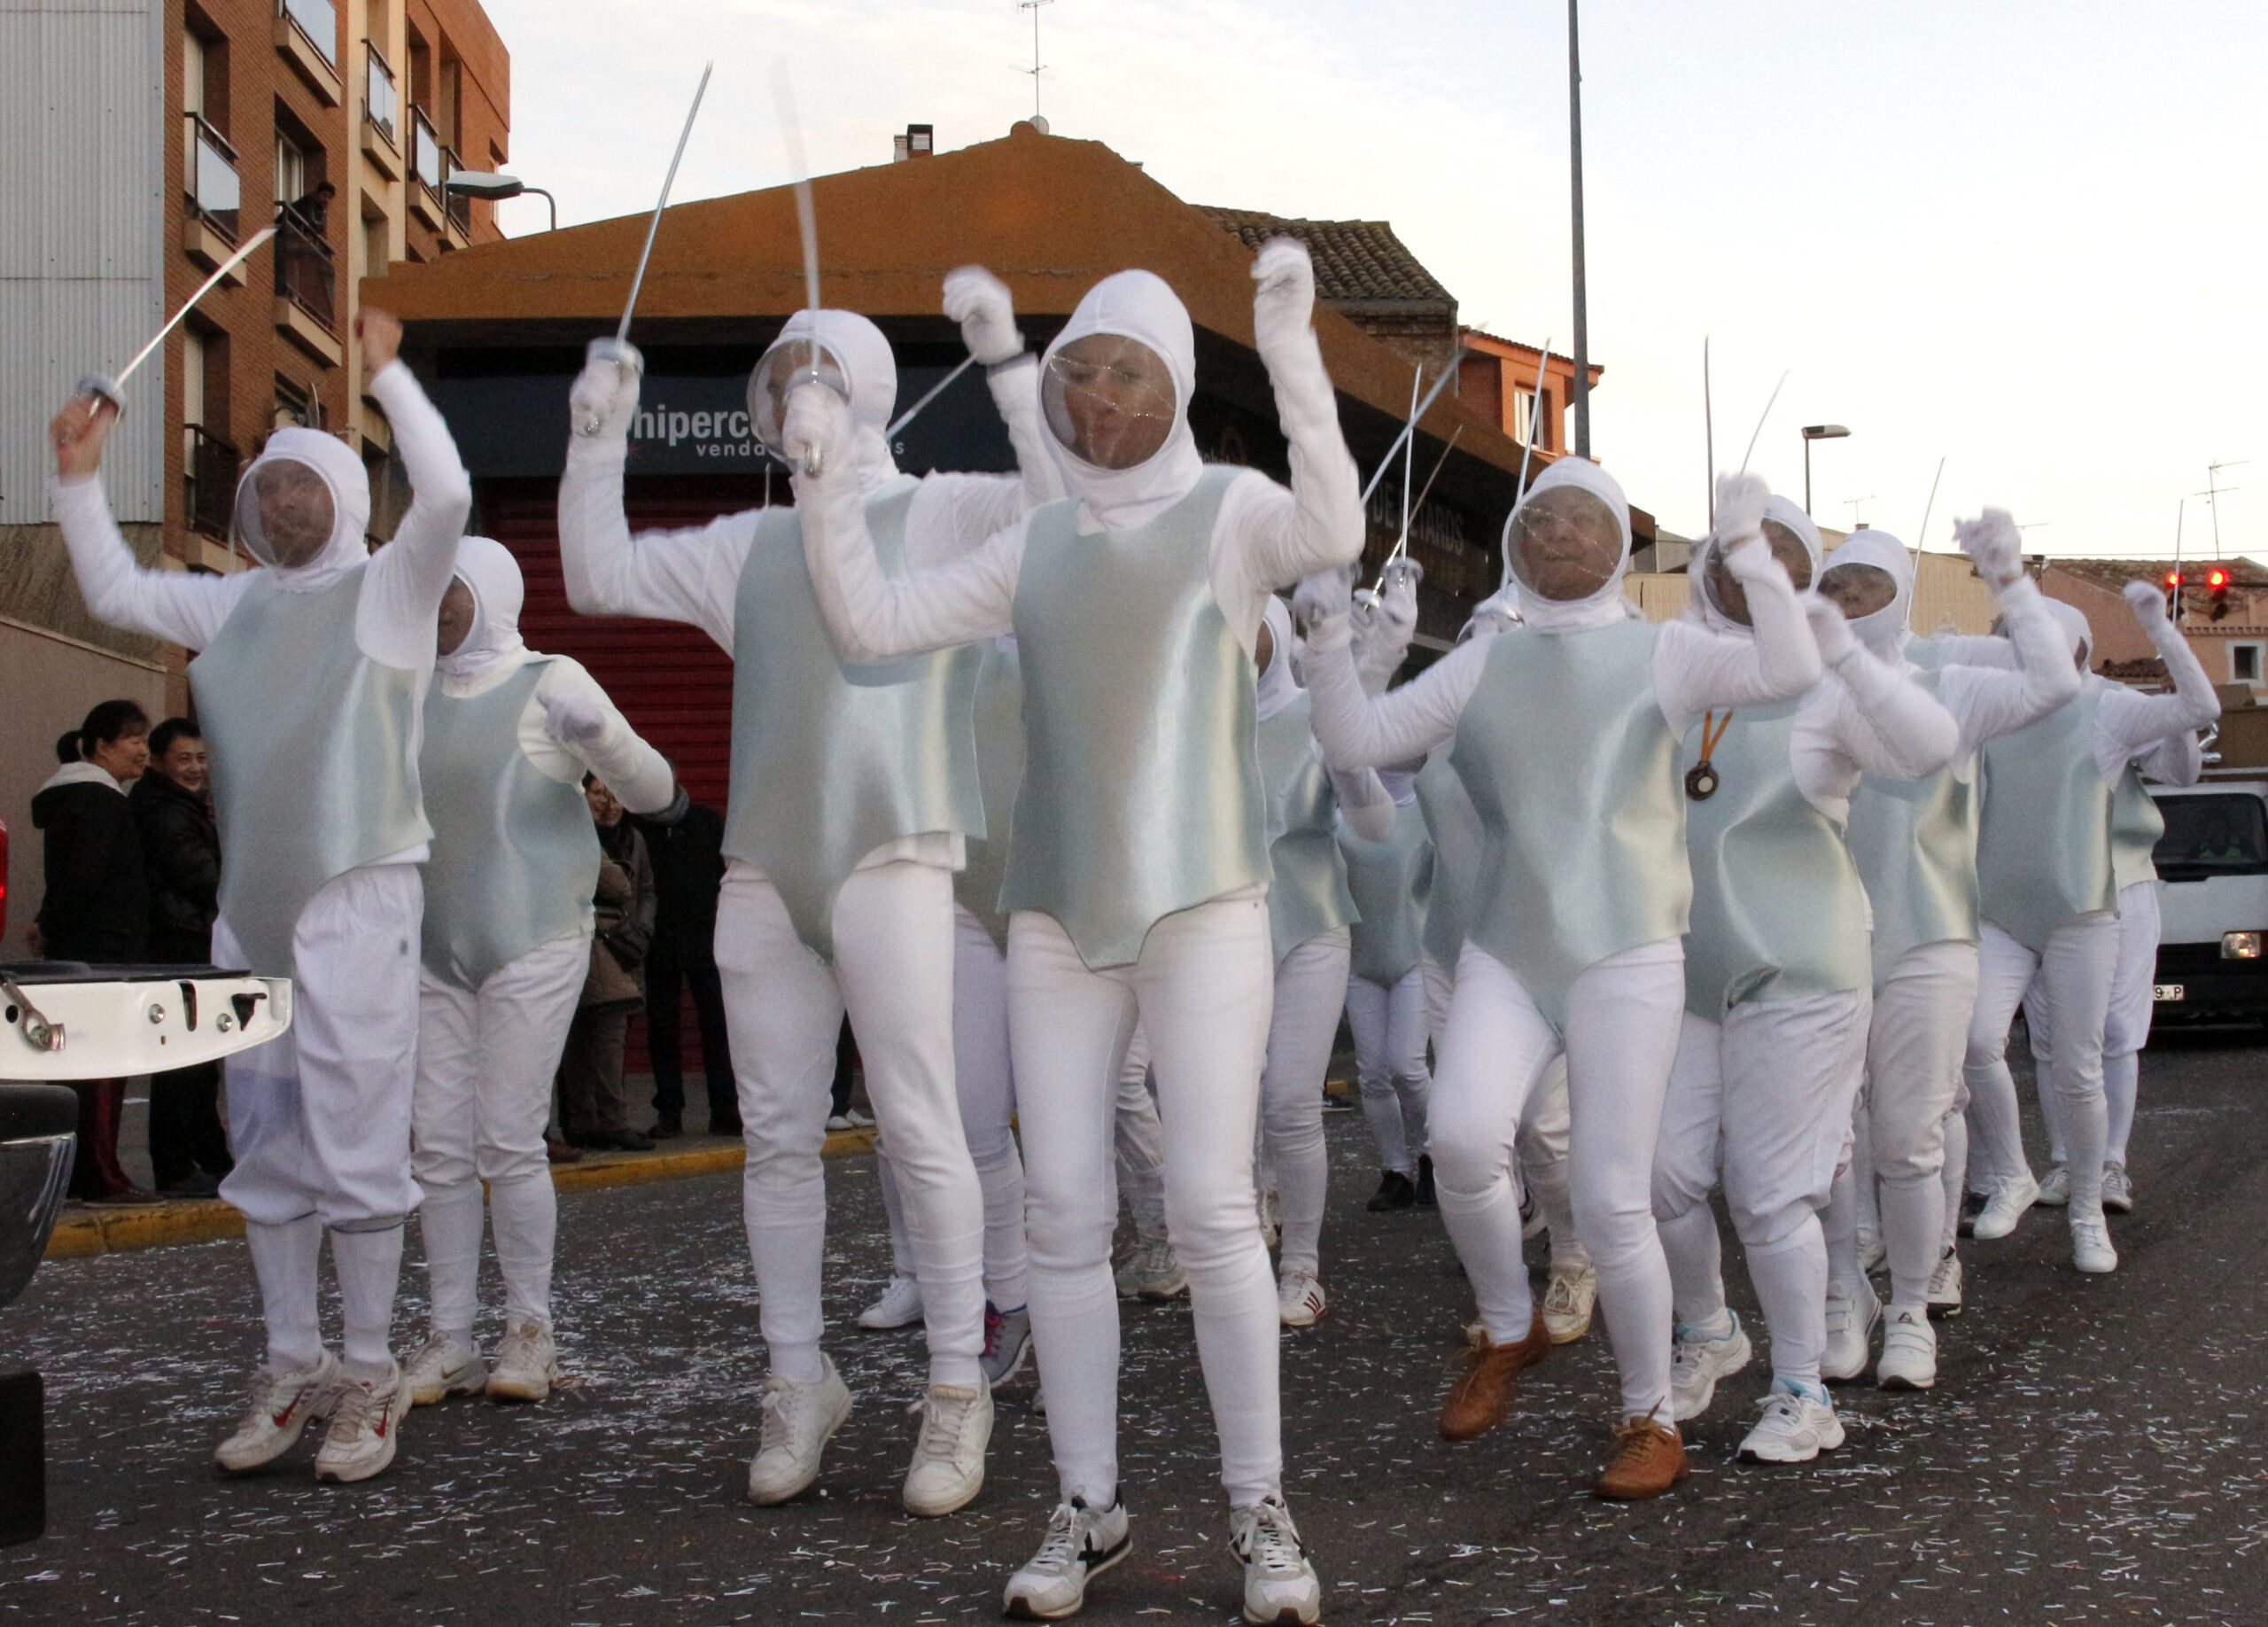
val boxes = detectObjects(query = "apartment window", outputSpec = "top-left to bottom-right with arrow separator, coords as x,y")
362,210 -> 388,279
279,0 -> 338,70
276,132 -> 307,206
184,12 -> 229,131
364,43 -> 399,147
2233,643 -> 2264,685
184,114 -> 242,239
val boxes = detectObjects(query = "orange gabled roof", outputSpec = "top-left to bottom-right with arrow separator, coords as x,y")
369,121 -> 1529,478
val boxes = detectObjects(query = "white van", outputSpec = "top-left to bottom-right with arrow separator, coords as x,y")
2149,778 -> 2268,1022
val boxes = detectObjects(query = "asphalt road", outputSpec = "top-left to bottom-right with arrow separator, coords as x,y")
3,1028 -> 2265,1626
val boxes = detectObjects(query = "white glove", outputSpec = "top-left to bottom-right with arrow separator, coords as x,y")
540,687 -> 610,746
1713,472 -> 1769,561
1953,508 -> 2023,589
1251,237 -> 1317,358
780,378 -> 850,480
1355,560 -> 1423,693
1803,592 -> 1858,665
943,266 -> 1023,367
2124,576 -> 2171,634
1293,564 -> 1355,652
570,352 -> 642,441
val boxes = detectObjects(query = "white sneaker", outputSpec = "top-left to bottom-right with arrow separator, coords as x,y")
1821,1282 -> 1882,1382
1927,1249 -> 1964,1319
2102,1162 -> 2136,1214
1542,1261 -> 1596,1344
1114,1236 -> 1186,1301
1230,1496 -> 1322,1625
1003,1494 -> 1131,1620
214,1351 -> 341,1473
2035,1164 -> 2071,1207
314,1362 -> 406,1483
485,1320 -> 561,1404
747,1357 -> 854,1505
2071,1214 -> 2118,1274
1736,1383 -> 1845,1464
402,1332 -> 485,1406
902,1382 -> 992,1516
1876,1304 -> 1938,1390
826,1113 -> 856,1133
858,1273 -> 926,1330
1971,1172 -> 2040,1241
1257,1189 -> 1282,1252
1669,1313 -> 1752,1421
1277,1269 -> 1327,1328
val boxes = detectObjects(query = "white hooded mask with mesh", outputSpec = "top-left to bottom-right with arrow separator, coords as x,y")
1037,269 -> 1205,530
1691,494 -> 1821,637
750,308 -> 901,493
230,426 -> 373,587
439,535 -> 530,681
1820,529 -> 1916,660
1499,457 -> 1634,634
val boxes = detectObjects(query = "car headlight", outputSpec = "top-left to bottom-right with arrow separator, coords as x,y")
2222,930 -> 2264,960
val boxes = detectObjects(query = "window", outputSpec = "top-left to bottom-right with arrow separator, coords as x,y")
279,0 -> 338,70
2233,642 -> 2263,685
364,43 -> 398,146
362,211 -> 388,278
276,132 -> 307,206
183,330 -> 206,430
2154,792 -> 2268,879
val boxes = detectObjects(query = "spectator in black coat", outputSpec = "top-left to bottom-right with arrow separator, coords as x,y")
131,717 -> 234,1196
633,792 -> 739,1139
31,699 -> 159,1203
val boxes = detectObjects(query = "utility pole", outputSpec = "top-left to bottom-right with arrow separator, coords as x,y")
1567,0 -> 1590,459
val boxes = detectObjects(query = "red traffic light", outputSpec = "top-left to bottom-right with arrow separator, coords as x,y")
2165,570 -> 2184,587
2209,569 -> 2229,588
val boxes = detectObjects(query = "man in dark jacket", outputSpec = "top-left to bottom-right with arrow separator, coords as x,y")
131,717 -> 235,1195
633,793 -> 738,1138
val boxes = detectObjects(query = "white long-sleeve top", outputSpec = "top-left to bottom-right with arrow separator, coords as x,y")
48,362 -> 470,672
1788,634 -> 1962,828
434,650 -> 674,814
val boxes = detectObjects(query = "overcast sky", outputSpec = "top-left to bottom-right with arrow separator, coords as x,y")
478,1 -> 2264,559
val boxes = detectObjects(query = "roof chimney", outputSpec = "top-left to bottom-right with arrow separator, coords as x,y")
893,123 -> 935,161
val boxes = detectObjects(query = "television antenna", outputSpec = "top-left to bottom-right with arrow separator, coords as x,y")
1841,494 -> 1877,528
1017,1 -> 1055,122
2198,458 -> 2246,556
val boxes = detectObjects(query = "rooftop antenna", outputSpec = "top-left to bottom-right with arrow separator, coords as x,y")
1841,494 -> 1877,529
2201,458 -> 2247,557
1018,0 -> 1054,122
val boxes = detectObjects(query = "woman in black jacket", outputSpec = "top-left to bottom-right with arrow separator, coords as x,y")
31,698 -> 159,1202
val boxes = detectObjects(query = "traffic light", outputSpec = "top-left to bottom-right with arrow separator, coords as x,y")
2164,568 -> 2182,616
2210,567 -> 2231,622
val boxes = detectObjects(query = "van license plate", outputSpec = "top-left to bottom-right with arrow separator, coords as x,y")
2154,984 -> 2186,1001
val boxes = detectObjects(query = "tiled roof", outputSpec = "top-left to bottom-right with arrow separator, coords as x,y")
2052,557 -> 2268,590
1200,208 -> 1456,308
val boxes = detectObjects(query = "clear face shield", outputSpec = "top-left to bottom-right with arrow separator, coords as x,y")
1701,517 -> 1814,627
1816,560 -> 1899,622
1042,333 -> 1178,471
232,456 -> 338,569
748,339 -> 851,458
1506,485 -> 1625,603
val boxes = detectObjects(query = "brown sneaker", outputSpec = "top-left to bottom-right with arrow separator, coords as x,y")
1438,1311 -> 1550,1441
1594,1413 -> 1689,1499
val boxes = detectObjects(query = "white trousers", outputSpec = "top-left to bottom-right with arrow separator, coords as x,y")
1651,990 -> 1870,1390
411,929 -> 590,1338
1422,952 -> 1584,1269
1260,929 -> 1352,1277
1345,964 -> 1431,1179
1430,938 -> 1684,1421
1964,912 -> 2120,1218
2026,881 -> 2160,1170
1112,1028 -> 1169,1242
1011,896 -> 1280,1509
876,906 -> 1031,1311
716,858 -> 984,1389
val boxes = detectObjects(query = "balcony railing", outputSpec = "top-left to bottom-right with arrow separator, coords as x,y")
183,424 -> 240,540
364,43 -> 398,147
278,0 -> 337,69
183,113 -> 241,241
273,201 -> 336,331
409,107 -> 445,194
443,146 -> 470,235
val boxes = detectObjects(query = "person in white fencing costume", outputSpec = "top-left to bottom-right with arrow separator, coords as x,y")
1648,500 -> 1958,1466
49,312 -> 467,1484
1809,520 -> 2077,1386
557,274 -> 1062,1518
1413,591 -> 1596,1345
1960,588 -> 2218,1273
403,537 -> 676,1410
788,245 -> 1359,1626
1254,592 -> 1395,1327
1299,462 -> 1820,1500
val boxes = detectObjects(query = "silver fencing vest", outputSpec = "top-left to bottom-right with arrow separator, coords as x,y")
1845,670 -> 1980,985
189,567 -> 430,977
956,641 -> 1026,950
719,482 -> 984,962
1258,694 -> 1357,963
1977,685 -> 2116,951
1416,750 -> 1482,976
1450,619 -> 1689,1029
1001,466 -> 1268,969
1678,699 -> 1872,1018
1340,797 -> 1433,985
2109,761 -> 2165,892
418,658 -> 602,990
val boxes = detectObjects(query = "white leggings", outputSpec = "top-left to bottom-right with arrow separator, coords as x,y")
1261,930 -> 1352,1277
1011,896 -> 1280,1509
1964,912 -> 2119,1218
876,906 -> 1031,1311
716,858 -> 985,1390
2026,881 -> 2160,1170
1651,990 -> 1870,1390
1345,964 -> 1430,1178
1430,938 -> 1684,1421
412,929 -> 589,1339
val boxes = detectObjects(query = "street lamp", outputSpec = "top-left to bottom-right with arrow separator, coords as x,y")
445,171 -> 556,232
1801,424 -> 1849,516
